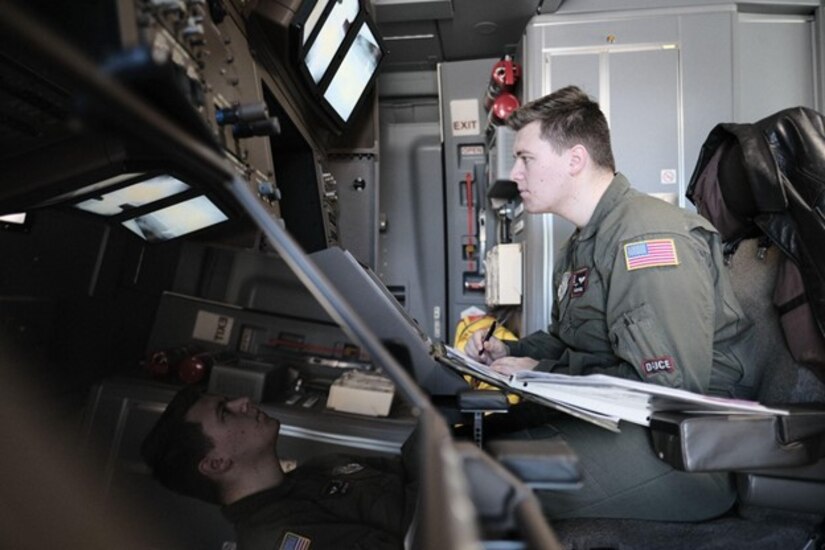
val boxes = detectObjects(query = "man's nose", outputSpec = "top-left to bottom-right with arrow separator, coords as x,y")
510,160 -> 523,181
227,396 -> 251,414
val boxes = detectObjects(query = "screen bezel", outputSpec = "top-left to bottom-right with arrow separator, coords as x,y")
291,0 -> 385,129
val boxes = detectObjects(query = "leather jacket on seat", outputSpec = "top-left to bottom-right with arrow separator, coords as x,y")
687,106 -> 825,380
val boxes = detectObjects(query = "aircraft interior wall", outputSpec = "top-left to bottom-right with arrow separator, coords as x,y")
1,0 -> 825,548
376,97 -> 446,342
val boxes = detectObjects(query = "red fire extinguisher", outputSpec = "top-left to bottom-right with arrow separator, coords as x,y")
484,55 -> 522,111
488,92 -> 521,126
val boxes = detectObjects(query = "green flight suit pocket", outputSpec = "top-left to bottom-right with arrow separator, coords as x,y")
559,268 -> 612,355
609,303 -> 684,388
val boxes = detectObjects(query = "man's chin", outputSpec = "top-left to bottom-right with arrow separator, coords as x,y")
259,411 -> 281,433
520,200 -> 549,215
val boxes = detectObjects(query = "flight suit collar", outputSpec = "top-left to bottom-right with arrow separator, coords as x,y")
577,173 -> 631,241
222,476 -> 296,523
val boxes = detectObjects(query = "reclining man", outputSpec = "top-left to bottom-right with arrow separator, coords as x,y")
141,386 -> 417,550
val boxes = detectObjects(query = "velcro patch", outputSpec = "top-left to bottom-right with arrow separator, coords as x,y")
624,239 -> 679,271
280,531 -> 311,550
641,356 -> 676,376
570,268 -> 589,298
322,480 -> 350,496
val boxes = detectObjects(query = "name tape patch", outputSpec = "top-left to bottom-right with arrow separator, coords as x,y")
624,238 -> 679,271
642,355 -> 676,376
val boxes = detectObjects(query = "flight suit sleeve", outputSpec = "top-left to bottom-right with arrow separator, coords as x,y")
506,329 -> 567,359
601,231 -> 717,393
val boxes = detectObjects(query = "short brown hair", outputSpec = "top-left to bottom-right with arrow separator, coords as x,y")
507,85 -> 616,172
141,386 -> 221,503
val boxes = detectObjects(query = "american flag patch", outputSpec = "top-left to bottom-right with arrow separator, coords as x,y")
280,532 -> 312,550
624,239 -> 679,271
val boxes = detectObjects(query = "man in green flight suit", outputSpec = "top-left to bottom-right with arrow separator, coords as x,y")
141,386 -> 415,550
465,85 -> 756,521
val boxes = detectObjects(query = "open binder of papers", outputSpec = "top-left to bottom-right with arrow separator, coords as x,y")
434,343 -> 789,432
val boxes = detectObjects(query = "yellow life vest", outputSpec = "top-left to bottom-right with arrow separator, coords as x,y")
453,315 -> 521,404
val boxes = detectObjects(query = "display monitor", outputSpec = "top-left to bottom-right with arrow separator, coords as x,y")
0,212 -> 27,225
323,22 -> 381,121
0,211 -> 29,232
121,195 -> 228,242
42,173 -> 145,207
74,175 -> 190,216
303,0 -> 358,83
66,172 -> 229,242
293,0 -> 384,127
300,0 -> 328,44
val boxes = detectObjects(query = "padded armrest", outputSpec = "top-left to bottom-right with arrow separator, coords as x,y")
458,389 -> 509,412
774,405 -> 825,442
486,439 -> 581,489
649,409 -> 825,472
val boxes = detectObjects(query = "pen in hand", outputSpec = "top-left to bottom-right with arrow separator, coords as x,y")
478,320 -> 497,358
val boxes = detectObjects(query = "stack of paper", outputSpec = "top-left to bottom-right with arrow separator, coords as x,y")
437,344 -> 788,432
326,370 -> 396,417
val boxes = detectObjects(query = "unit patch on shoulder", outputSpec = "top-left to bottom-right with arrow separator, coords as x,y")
332,463 -> 364,476
641,356 -> 676,376
279,531 -> 312,550
570,268 -> 589,298
623,238 -> 679,271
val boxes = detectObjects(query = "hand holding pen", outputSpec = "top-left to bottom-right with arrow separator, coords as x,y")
478,321 -> 497,358
470,320 -> 507,364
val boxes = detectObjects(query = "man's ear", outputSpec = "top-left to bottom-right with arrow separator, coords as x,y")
198,454 -> 233,478
568,144 -> 588,175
